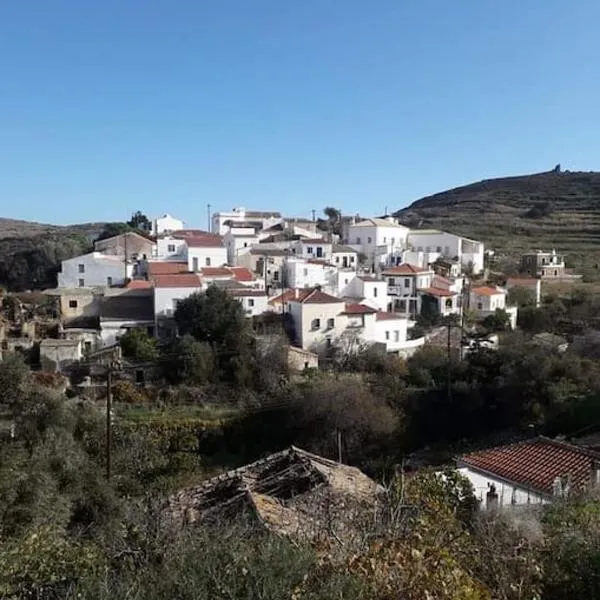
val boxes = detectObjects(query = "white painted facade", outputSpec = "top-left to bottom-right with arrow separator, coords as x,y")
373,314 -> 425,355
341,276 -> 390,312
288,296 -> 345,352
347,218 -> 410,267
151,214 -> 184,236
100,318 -> 154,347
58,252 -> 133,289
331,247 -> 358,271
293,239 -> 333,260
407,230 -> 484,274
224,227 -> 260,265
155,236 -> 187,260
285,258 -> 337,293
154,284 -> 203,320
457,467 -> 546,508
470,287 -> 518,329
211,207 -> 281,235
187,244 -> 228,271
229,291 -> 269,317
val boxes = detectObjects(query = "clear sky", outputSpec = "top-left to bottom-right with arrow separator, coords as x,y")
1,1 -> 599,228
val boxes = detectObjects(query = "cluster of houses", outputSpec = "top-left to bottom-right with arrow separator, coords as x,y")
37,208 -> 532,371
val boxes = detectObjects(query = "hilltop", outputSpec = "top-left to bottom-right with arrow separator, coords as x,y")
0,218 -> 107,291
395,170 -> 600,278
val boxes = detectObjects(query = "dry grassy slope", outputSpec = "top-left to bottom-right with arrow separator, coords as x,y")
394,170 -> 600,274
0,218 -> 106,240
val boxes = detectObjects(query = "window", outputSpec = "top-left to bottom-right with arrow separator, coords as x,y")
78,263 -> 85,273
417,246 -> 423,252
373,287 -> 378,297
477,302 -> 483,310
425,246 -> 431,253
68,300 -> 78,308
385,331 -> 390,340
78,278 -> 85,287
192,257 -> 199,272
445,298 -> 453,309
307,246 -> 313,254
311,318 -> 321,330
136,370 -> 145,384
404,278 -> 411,288
107,276 -> 113,286
326,318 -> 335,329
205,257 -> 211,266
383,237 -> 387,243
388,278 -> 394,286
436,246 -> 442,253
444,246 -> 450,255
356,237 -> 361,244
84,341 -> 92,353
167,244 -> 175,253
316,247 -> 323,258
248,299 -> 254,307
243,242 -> 248,247
273,271 -> 279,281
335,256 -> 340,263
350,256 -> 355,263
391,237 -> 395,245
367,237 -> 372,244
303,268 -> 308,276
394,331 -> 399,342
344,279 -> 349,285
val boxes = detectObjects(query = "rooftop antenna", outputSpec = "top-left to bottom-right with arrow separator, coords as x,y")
207,203 -> 212,233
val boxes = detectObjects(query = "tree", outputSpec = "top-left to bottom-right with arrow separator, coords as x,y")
482,308 -> 511,332
95,222 -> 132,242
0,352 -> 31,407
507,285 -> 535,308
127,211 -> 151,232
119,328 -> 159,362
174,287 -> 253,384
323,207 -> 342,235
162,335 -> 215,385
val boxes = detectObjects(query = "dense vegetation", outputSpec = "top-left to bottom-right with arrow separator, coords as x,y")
395,169 -> 600,279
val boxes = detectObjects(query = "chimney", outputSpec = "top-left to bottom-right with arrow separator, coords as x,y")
294,288 -> 299,299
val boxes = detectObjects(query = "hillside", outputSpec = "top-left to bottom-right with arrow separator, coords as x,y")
0,218 -> 108,291
394,170 -> 600,278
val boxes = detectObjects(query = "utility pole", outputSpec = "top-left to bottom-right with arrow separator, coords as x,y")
123,233 -> 128,284
311,209 -> 316,223
106,364 -> 113,480
447,322 -> 452,400
207,203 -> 212,233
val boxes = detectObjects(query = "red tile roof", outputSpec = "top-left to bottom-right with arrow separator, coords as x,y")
293,289 -> 344,304
171,229 -> 212,238
357,275 -> 380,282
268,288 -> 299,306
152,273 -> 202,288
376,311 -> 406,321
200,267 -> 233,277
147,261 -> 188,276
185,234 -> 224,247
383,263 -> 430,275
432,274 -> 452,288
228,289 -> 267,297
300,238 -> 330,244
460,437 -> 600,495
126,279 -> 154,289
230,267 -> 256,282
342,303 -> 377,315
418,287 -> 457,297
471,286 -> 504,297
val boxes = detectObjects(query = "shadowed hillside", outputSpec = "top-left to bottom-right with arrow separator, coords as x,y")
0,218 -> 107,291
395,170 -> 600,279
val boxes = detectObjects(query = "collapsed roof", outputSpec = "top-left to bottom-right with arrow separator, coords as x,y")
165,446 -> 382,537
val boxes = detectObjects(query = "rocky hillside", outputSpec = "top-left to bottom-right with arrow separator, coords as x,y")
394,170 -> 600,278
0,218 -> 107,291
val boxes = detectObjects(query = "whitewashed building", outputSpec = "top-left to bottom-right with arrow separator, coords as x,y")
470,286 -> 517,329
58,252 -> 133,289
212,207 -> 282,235
228,289 -> 269,317
382,263 -> 433,316
224,226 -> 260,265
152,273 -> 203,336
346,217 -> 409,268
284,258 -> 337,293
151,214 -> 184,236
374,312 -> 424,356
341,275 -> 390,312
99,290 -> 155,346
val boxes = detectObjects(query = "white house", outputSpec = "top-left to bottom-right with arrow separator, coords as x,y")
470,286 -> 517,329
382,263 -> 434,316
151,214 -> 184,236
212,207 -> 282,235
418,274 -> 463,318
293,238 -> 333,260
58,252 -> 133,289
186,235 -> 228,271
457,437 -> 600,509
341,275 -> 390,312
346,217 -> 409,268
331,244 -> 358,271
406,230 -> 484,275
154,235 -> 188,260
228,289 -> 269,317
284,258 -> 337,293
224,226 -> 260,265
152,273 -> 203,337
374,312 -> 424,356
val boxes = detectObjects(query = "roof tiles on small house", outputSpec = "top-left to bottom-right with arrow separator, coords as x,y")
147,261 -> 188,276
471,286 -> 505,297
383,263 -> 430,275
152,273 -> 203,288
342,303 -> 377,315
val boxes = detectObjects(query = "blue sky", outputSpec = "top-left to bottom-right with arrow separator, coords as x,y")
1,0 -> 599,227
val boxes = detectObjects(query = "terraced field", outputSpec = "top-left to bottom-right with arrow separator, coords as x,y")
394,170 -> 600,278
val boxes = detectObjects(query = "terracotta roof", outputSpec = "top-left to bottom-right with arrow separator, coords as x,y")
268,289 -> 298,305
147,261 -> 188,276
228,289 -> 267,298
152,273 -> 202,288
459,437 -> 600,496
342,303 -> 377,315
471,286 -> 505,296
383,263 -> 430,275
432,274 -> 451,288
185,235 -> 224,248
230,267 -> 256,282
418,287 -> 457,297
126,279 -> 154,289
295,289 -> 344,305
376,311 -> 407,321
200,267 -> 233,278
300,238 -> 330,244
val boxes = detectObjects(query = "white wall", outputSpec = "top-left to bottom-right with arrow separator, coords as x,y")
285,259 -> 337,292
407,231 -> 484,274
152,214 -> 184,236
187,246 -> 228,271
457,467 -> 546,508
347,222 -> 409,266
384,272 -> 433,297
470,290 -> 506,312
234,294 -> 269,317
342,277 -> 390,311
58,253 -> 133,288
155,236 -> 187,259
289,300 -> 345,351
154,286 -> 204,318
331,251 -> 357,271
294,240 -> 333,259
100,319 -> 155,347
224,230 -> 259,265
